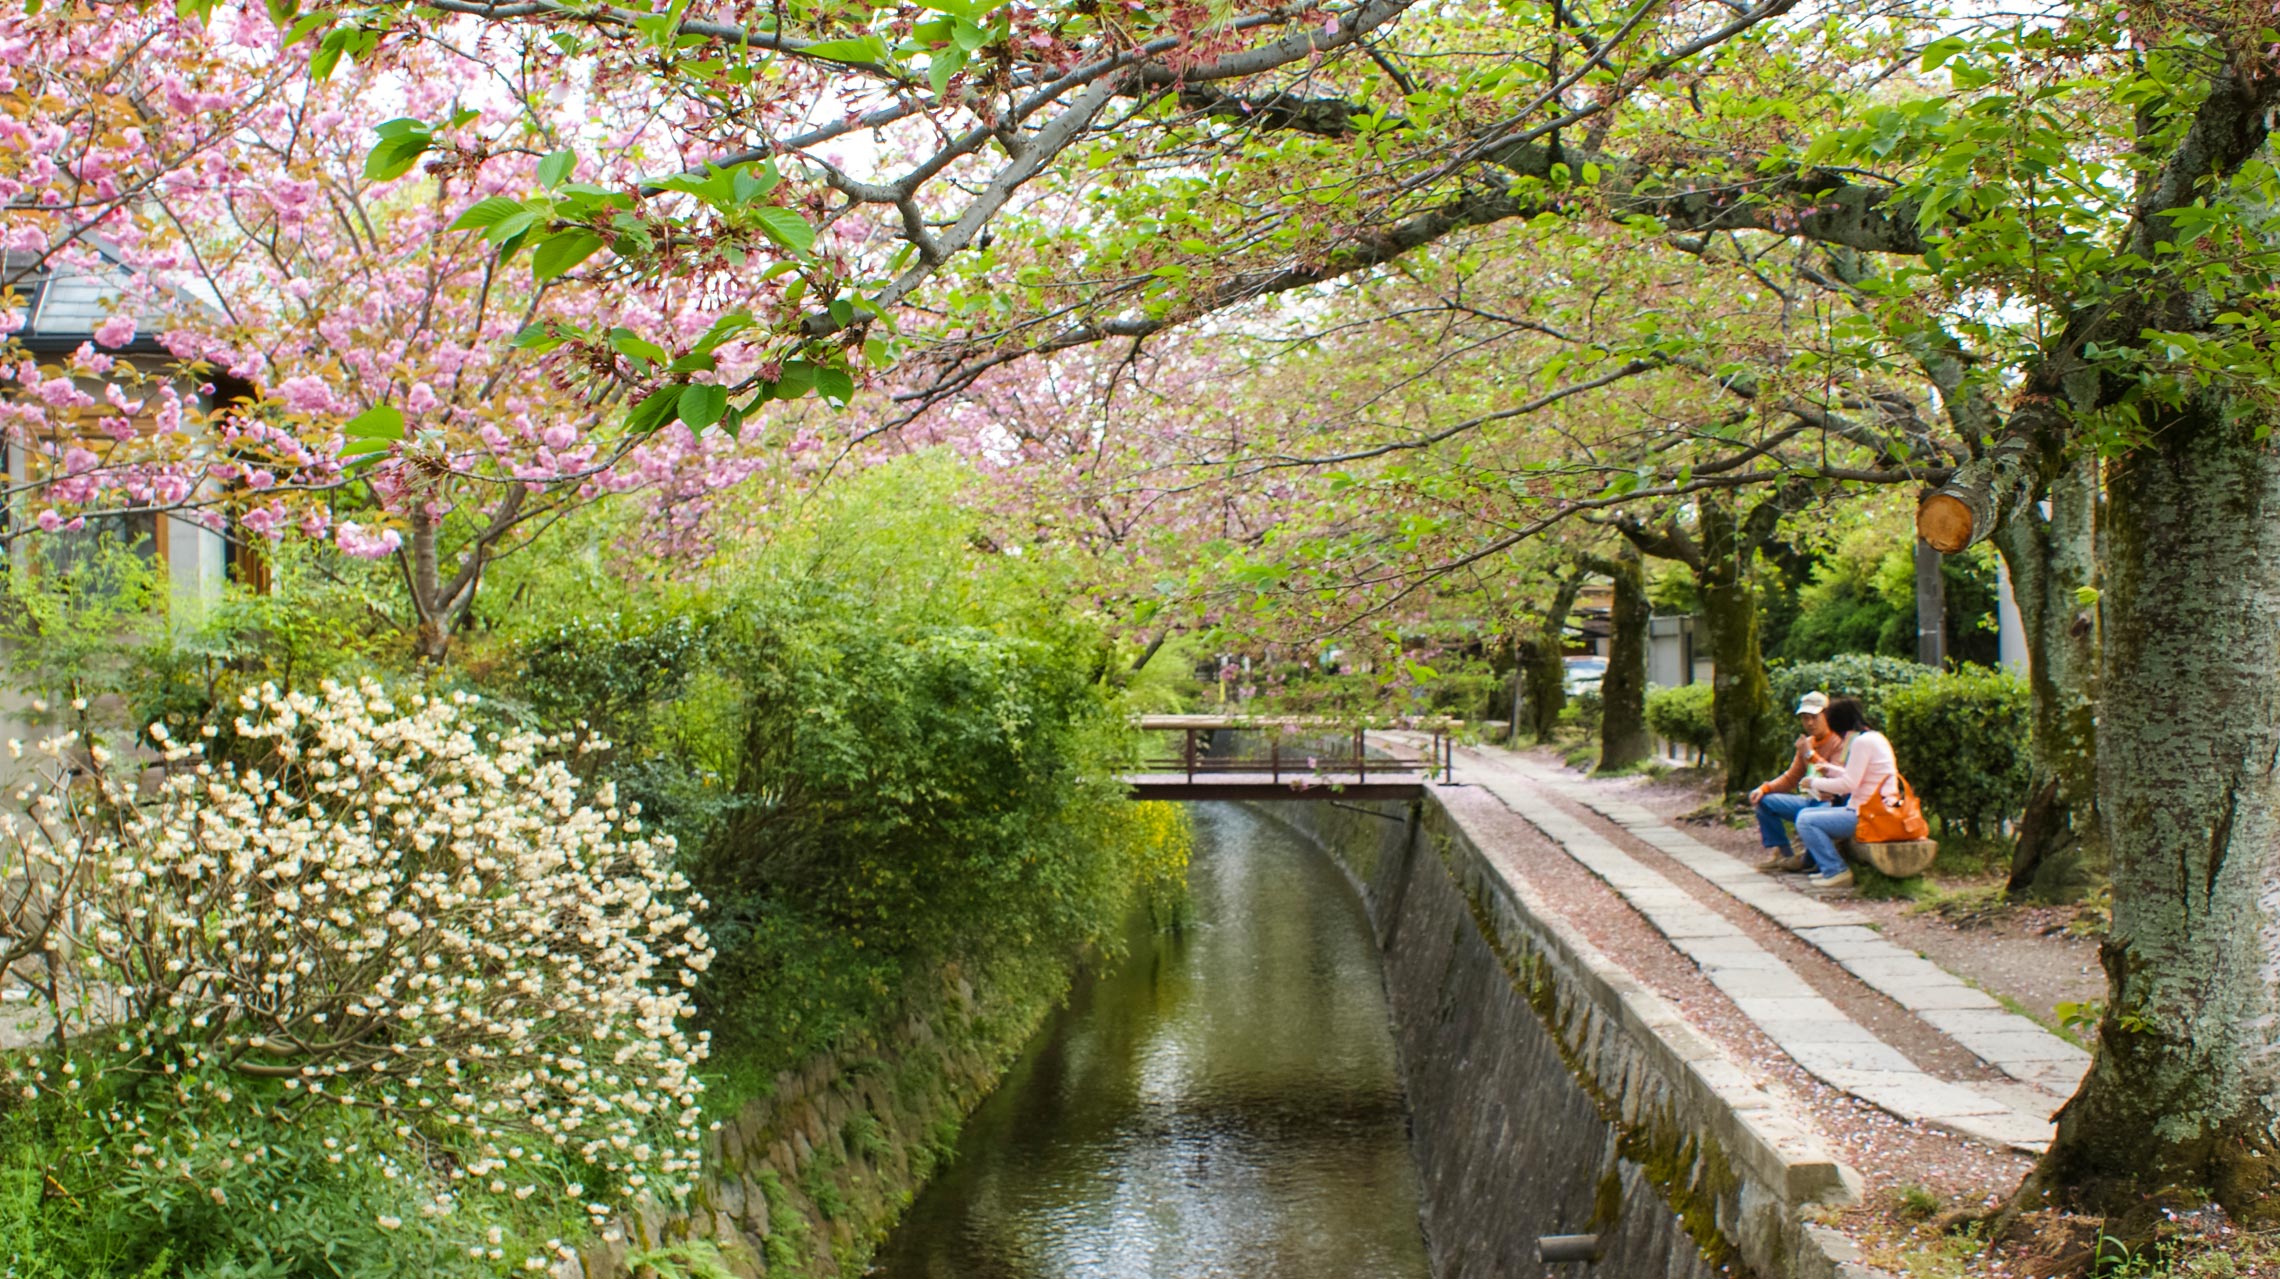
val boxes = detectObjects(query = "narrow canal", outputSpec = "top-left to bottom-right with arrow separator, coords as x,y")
870,802 -> 1434,1279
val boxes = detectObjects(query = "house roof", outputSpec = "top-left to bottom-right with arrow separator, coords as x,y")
5,246 -> 175,358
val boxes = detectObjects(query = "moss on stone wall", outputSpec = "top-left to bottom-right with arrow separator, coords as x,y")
575,950 -> 1072,1279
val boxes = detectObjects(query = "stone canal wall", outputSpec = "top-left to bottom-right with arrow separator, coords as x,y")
568,955 -> 1068,1279
1272,795 -> 1868,1279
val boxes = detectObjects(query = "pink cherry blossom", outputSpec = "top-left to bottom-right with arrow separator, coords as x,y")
335,521 -> 404,559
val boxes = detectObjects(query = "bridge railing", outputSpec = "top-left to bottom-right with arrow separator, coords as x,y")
1126,715 -> 1454,785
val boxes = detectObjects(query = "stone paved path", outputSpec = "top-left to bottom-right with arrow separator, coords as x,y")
1485,749 -> 2094,1102
1404,737 -> 2074,1153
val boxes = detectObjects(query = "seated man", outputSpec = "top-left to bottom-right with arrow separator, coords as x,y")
1748,692 -> 1843,872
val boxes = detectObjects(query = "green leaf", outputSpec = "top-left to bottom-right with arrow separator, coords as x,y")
692,310 -> 755,354
344,405 -> 405,439
1919,35 -> 1968,72
677,383 -> 728,428
797,36 -> 889,65
731,162 -> 780,205
608,327 -> 671,368
282,9 -> 335,46
537,149 -> 575,188
949,15 -> 990,51
449,196 -> 526,232
532,230 -> 606,281
816,367 -> 855,405
754,207 -> 816,254
648,0 -> 692,50
510,323 -> 568,352
364,120 -> 432,181
928,45 -> 967,96
625,386 -> 682,434
486,208 -> 543,245
769,360 -> 818,400
2073,586 -> 2101,607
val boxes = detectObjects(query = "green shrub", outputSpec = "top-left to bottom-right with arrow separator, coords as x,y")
1883,665 -> 2032,837
1767,653 -> 1931,728
500,458 -> 1196,1116
1645,683 -> 1718,756
0,1051 -> 589,1278
1566,686 -> 1604,738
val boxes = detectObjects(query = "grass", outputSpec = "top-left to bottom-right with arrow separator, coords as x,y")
0,1049 -> 606,1278
1851,862 -> 1943,902
1911,881 -> 2014,925
1895,1183 -> 1944,1220
1864,1217 -> 2280,1279
1590,756 -> 1672,780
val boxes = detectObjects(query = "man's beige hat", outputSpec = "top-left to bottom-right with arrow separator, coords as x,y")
1795,691 -> 1829,715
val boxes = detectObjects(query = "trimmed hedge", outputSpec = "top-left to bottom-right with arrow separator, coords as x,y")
1883,666 -> 2033,837
1767,653 -> 1930,728
1645,683 -> 1718,756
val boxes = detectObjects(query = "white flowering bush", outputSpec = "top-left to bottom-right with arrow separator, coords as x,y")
13,680 -> 712,1218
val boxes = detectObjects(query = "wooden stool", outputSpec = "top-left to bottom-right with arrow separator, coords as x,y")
1836,837 -> 1938,878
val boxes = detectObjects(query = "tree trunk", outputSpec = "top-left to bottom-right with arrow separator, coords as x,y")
1696,503 -> 1780,793
1913,536 -> 1947,666
407,502 -> 451,664
2033,401 -> 2280,1226
1993,453 -> 2104,899
1595,546 -> 1650,772
1524,567 -> 1587,741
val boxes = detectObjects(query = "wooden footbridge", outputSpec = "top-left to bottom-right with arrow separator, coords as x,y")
1123,715 -> 1454,801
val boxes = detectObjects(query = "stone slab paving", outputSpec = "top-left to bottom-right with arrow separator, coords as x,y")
1421,740 -> 2056,1153
1479,747 -> 2094,1104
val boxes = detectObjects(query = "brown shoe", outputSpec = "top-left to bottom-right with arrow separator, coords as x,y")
1803,869 -> 1855,890
1758,854 -> 1809,873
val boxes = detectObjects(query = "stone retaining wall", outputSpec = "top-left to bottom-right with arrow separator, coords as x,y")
571,955 -> 1067,1279
1271,795 -> 1868,1279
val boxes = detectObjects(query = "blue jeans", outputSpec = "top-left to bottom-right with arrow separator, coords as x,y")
1753,792 -> 1820,854
1795,805 -> 1859,878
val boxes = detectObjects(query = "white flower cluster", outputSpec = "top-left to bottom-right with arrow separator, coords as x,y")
15,680 -> 712,1197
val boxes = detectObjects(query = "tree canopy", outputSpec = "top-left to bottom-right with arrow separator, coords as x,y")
12,0 -> 2280,1235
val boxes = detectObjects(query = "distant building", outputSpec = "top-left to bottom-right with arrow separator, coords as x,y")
3,249 -> 261,771
5,246 -> 248,608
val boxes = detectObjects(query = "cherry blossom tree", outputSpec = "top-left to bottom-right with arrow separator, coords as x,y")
3,3 -> 785,658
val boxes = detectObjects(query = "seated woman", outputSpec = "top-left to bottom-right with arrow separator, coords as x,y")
1793,696 -> 1898,890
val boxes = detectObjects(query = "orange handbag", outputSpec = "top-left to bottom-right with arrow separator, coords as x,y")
1856,774 -> 1930,843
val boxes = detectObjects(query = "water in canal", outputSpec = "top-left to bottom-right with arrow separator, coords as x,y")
870,803 -> 1433,1279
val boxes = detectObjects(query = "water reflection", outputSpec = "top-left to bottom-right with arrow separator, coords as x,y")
870,803 -> 1432,1279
